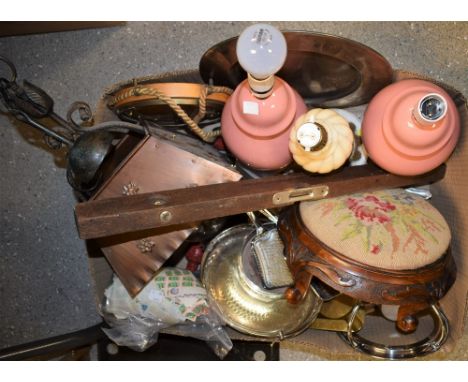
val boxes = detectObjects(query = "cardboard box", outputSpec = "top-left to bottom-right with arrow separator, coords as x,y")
86,69 -> 468,359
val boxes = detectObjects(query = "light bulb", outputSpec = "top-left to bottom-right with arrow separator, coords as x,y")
236,23 -> 287,80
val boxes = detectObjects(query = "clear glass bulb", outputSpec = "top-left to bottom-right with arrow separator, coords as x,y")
236,23 -> 287,80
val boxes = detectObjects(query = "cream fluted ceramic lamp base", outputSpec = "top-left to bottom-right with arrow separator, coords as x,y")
289,108 -> 354,174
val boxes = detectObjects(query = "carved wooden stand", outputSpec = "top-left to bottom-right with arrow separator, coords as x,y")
278,205 -> 457,334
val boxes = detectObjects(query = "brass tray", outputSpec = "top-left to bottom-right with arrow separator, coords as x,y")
201,224 -> 322,339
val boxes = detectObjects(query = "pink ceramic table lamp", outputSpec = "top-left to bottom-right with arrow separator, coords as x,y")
362,79 -> 460,176
221,24 -> 307,170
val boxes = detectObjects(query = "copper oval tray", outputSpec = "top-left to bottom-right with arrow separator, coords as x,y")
199,31 -> 393,107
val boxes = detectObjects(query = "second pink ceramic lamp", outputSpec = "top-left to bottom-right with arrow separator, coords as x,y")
221,24 -> 307,170
362,79 -> 460,176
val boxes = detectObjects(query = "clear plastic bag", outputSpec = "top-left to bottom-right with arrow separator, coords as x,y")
101,268 -> 233,358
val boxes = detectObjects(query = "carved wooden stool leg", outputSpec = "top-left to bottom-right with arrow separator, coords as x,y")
285,266 -> 313,304
396,302 -> 429,334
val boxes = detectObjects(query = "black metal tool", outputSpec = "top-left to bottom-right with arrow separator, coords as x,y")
0,57 -> 76,149
0,56 -> 133,195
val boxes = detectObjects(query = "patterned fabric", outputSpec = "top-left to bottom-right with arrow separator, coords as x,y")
299,189 -> 451,270
152,268 -> 209,321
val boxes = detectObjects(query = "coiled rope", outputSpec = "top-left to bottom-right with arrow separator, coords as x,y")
107,83 -> 233,142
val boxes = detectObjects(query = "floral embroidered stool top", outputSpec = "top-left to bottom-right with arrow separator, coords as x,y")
299,188 -> 451,270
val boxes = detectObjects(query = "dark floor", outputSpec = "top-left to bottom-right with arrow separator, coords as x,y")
0,21 -> 467,357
